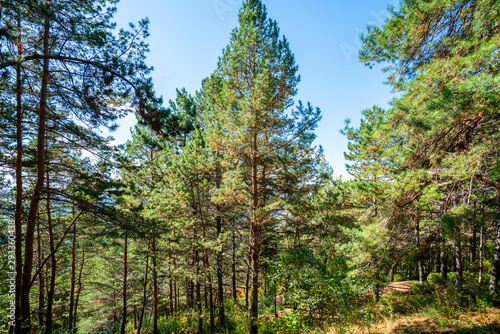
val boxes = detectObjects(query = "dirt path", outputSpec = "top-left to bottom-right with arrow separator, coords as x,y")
381,281 -> 412,295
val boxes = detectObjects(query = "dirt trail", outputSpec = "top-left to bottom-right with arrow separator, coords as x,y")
381,280 -> 412,295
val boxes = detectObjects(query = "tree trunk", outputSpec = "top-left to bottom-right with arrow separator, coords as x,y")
14,19 -> 24,333
20,5 -> 50,333
45,173 -> 56,334
489,201 -> 500,295
74,249 -> 85,332
152,236 -> 158,334
196,252 -> 203,334
454,233 -> 463,290
245,253 -> 250,309
479,225 -> 484,284
174,256 -> 178,313
37,219 -> 44,330
249,140 -> 261,334
120,231 -> 128,334
471,201 -> 477,269
68,213 -> 77,333
440,223 -> 447,282
169,264 -> 174,316
216,214 -> 225,327
415,217 -> 424,283
232,223 -> 237,303
389,261 -> 398,283
137,253 -> 148,334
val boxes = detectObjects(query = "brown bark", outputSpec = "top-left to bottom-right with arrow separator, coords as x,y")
19,5 -> 50,333
415,217 -> 424,283
68,213 -> 76,333
454,230 -> 463,290
232,222 -> 237,303
37,218 -> 44,330
196,252 -> 203,334
216,213 -> 225,327
169,264 -> 174,316
73,249 -> 85,331
152,236 -> 158,334
44,173 -> 56,334
120,231 -> 128,334
245,253 -> 250,308
440,223 -> 447,282
479,225 -> 484,284
249,137 -> 261,334
489,201 -> 500,295
137,253 -> 148,334
14,17 -> 24,333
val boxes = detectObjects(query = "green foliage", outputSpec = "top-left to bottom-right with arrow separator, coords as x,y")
427,272 -> 444,285
393,274 -> 405,282
261,310 -> 313,334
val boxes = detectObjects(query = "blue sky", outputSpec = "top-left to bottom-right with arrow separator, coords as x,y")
107,0 -> 398,179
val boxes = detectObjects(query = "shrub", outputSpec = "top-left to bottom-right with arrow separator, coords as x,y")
447,272 -> 456,284
393,274 -> 404,282
261,310 -> 312,334
427,272 -> 443,285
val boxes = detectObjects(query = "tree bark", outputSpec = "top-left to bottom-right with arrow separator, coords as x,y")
488,201 -> 500,295
20,4 -> 50,333
249,133 -> 261,334
14,17 -> 24,333
216,214 -> 225,327
415,217 -> 424,283
232,222 -> 237,303
440,223 -> 447,282
471,200 -> 477,269
120,230 -> 128,334
73,249 -> 85,331
137,253 -> 149,334
37,218 -> 44,331
152,236 -> 158,334
68,213 -> 77,333
45,173 -> 56,334
169,263 -> 174,316
389,261 -> 398,283
479,225 -> 484,284
196,252 -> 203,334
454,231 -> 463,290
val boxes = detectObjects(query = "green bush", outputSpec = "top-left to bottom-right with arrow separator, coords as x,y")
427,272 -> 443,285
261,310 -> 312,334
447,272 -> 456,284
393,274 -> 404,282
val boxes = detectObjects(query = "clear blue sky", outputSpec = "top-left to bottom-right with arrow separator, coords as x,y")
107,0 -> 397,179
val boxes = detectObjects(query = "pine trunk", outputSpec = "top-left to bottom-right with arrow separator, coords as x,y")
20,6 -> 50,333
479,225 -> 484,284
216,214 -> 225,326
120,231 -> 128,334
454,232 -> 463,290
45,175 -> 56,334
440,223 -> 447,282
152,236 -> 158,334
68,216 -> 76,333
14,20 -> 24,333
488,201 -> 500,295
37,219 -> 44,331
137,253 -> 148,334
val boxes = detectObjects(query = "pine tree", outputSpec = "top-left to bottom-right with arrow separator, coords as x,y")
201,1 -> 321,332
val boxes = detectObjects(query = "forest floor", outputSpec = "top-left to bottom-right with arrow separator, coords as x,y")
352,308 -> 500,333
338,281 -> 500,334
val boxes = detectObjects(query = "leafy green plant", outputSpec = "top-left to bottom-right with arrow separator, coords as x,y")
427,272 -> 443,285
261,310 -> 313,334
